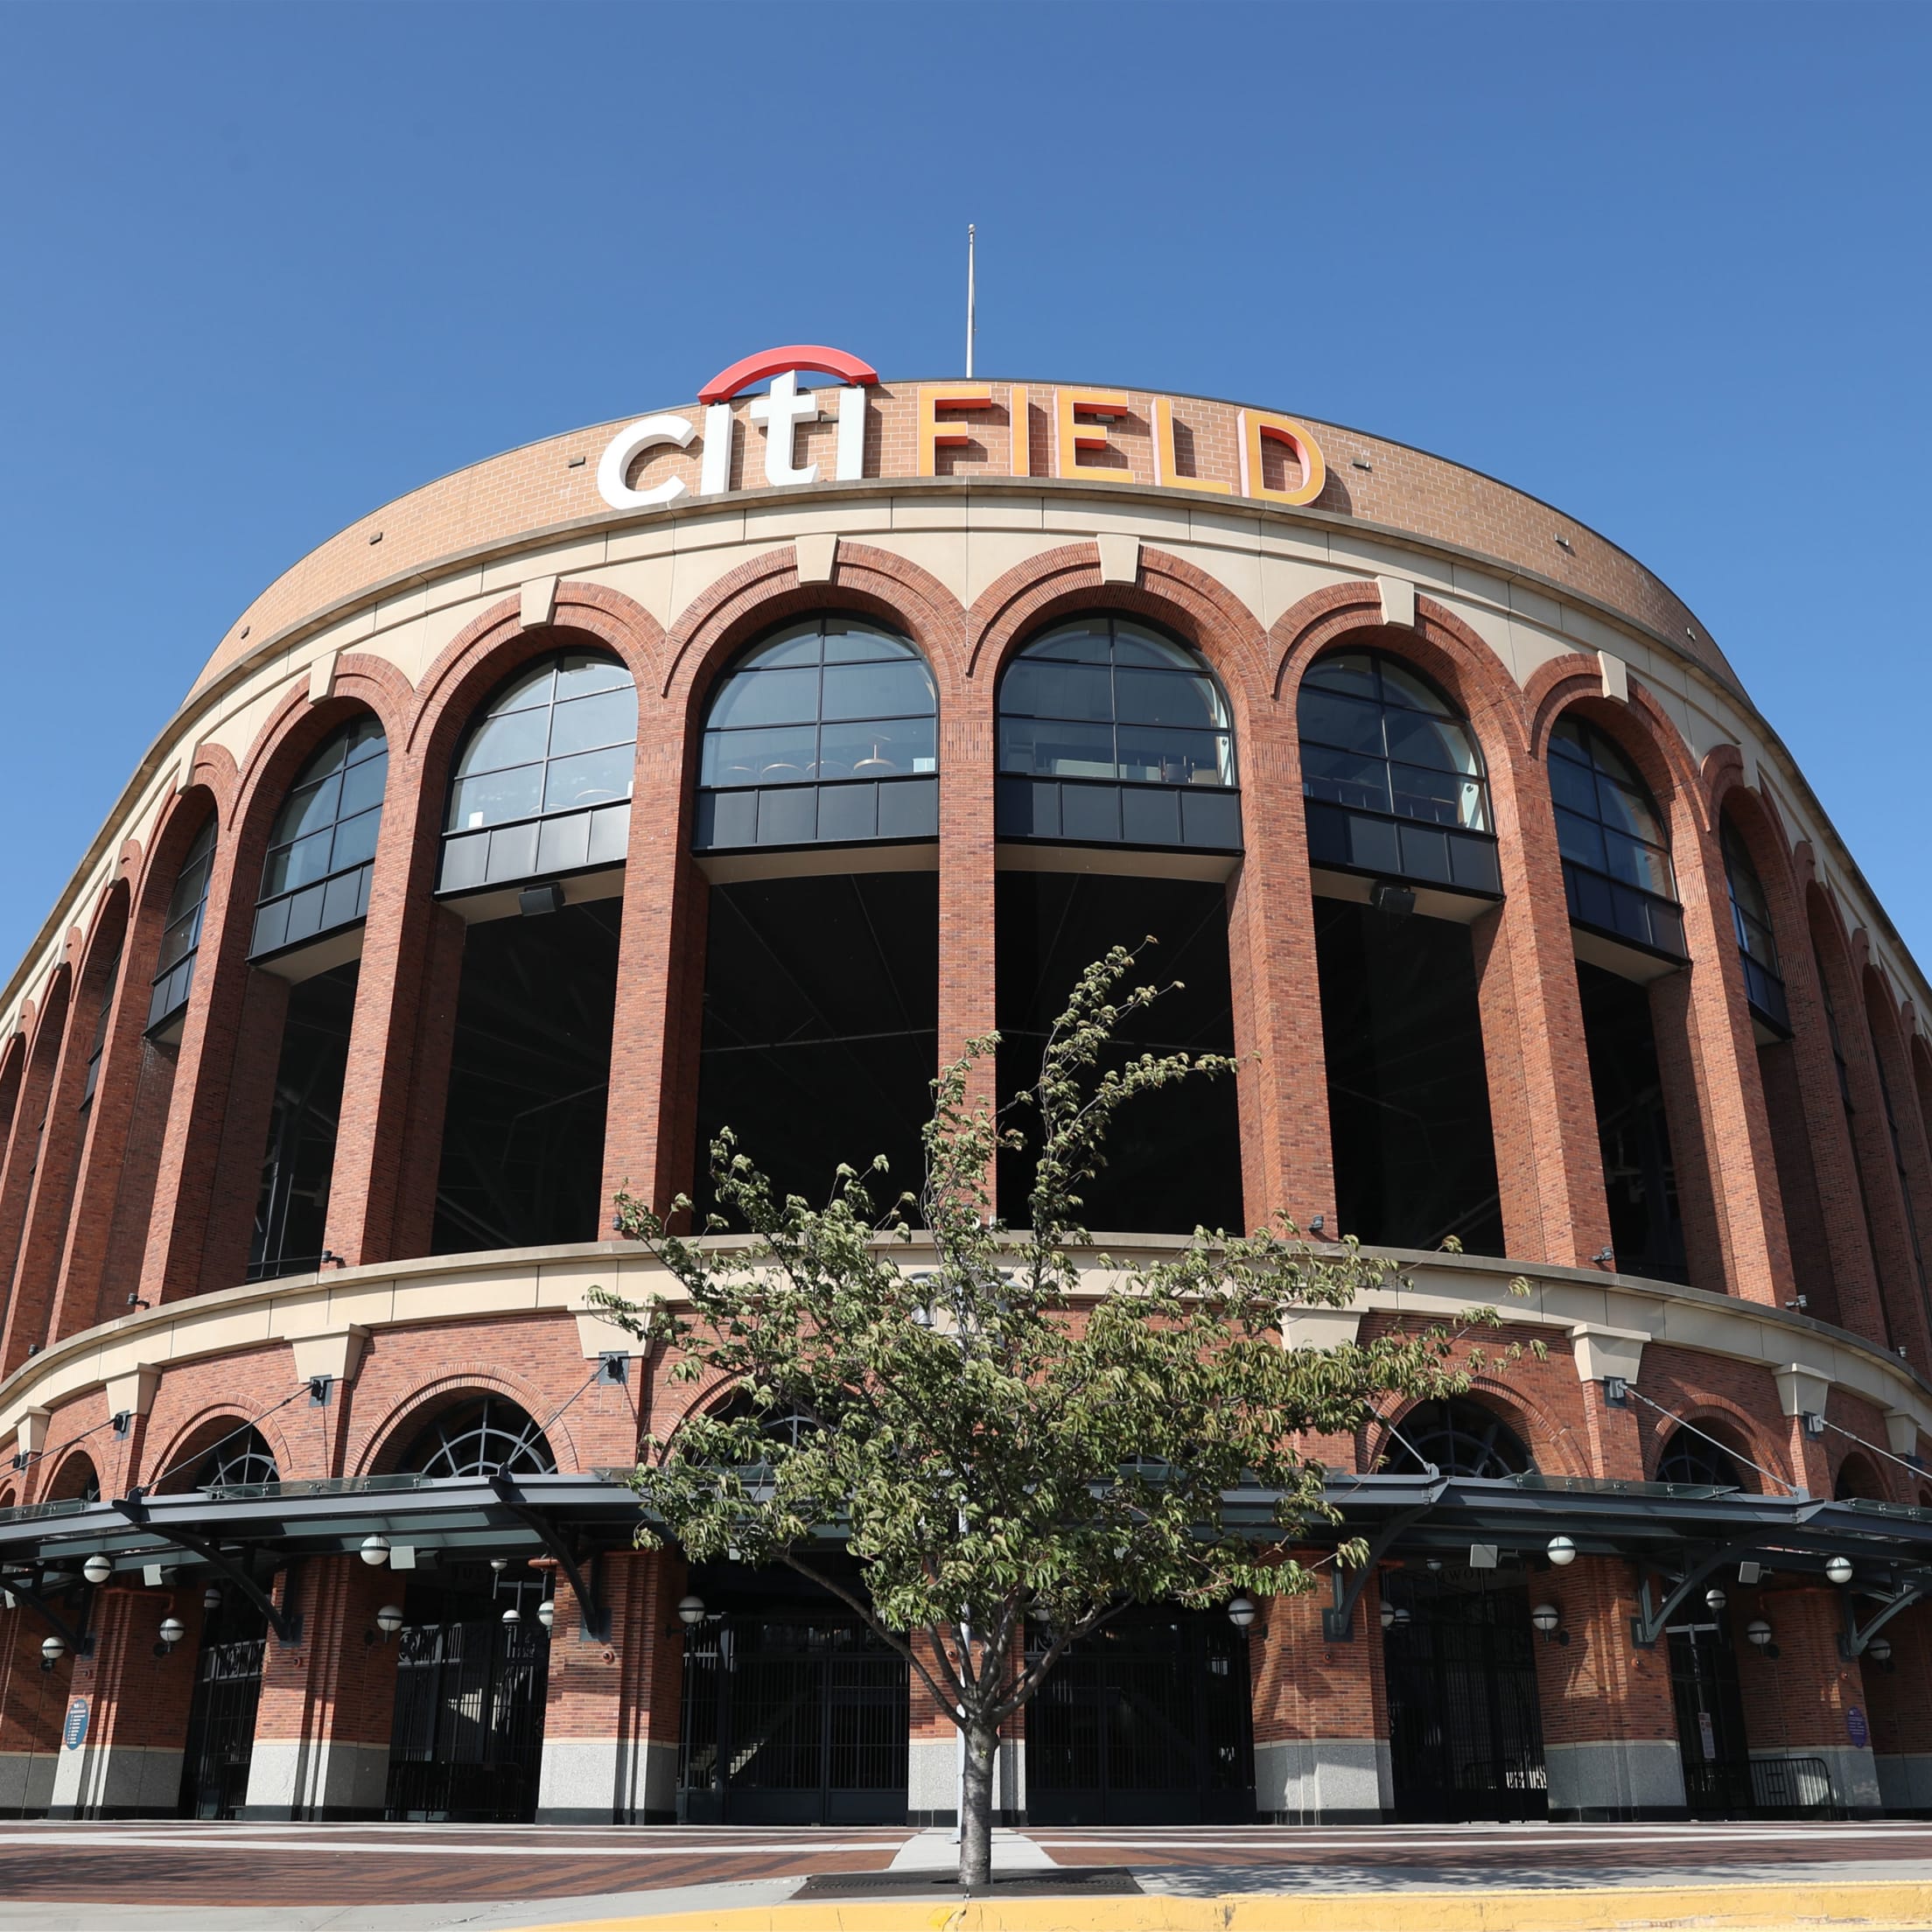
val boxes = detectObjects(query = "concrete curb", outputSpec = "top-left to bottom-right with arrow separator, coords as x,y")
513,1881 -> 1932,1931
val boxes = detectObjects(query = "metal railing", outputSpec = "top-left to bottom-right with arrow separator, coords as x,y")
1749,1755 -> 1839,1819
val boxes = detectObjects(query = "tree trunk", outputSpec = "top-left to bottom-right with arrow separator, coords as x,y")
957,1718 -> 998,1888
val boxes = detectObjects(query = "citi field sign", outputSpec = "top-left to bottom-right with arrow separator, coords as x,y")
597,344 -> 1326,514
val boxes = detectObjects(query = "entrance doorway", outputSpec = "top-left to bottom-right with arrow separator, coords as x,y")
679,1615 -> 908,1824
384,1561 -> 549,1822
177,1592 -> 269,1819
1024,1608 -> 1255,1825
1383,1565 -> 1548,1822
1669,1620 -> 1754,1816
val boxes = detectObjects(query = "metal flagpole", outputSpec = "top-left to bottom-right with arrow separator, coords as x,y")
966,224 -> 976,378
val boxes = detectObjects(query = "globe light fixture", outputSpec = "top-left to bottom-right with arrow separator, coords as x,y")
1546,1536 -> 1578,1567
158,1616 -> 186,1651
1746,1618 -> 1774,1649
676,1594 -> 706,1627
1380,1601 -> 1396,1630
203,1586 -> 222,1613
1825,1556 -> 1853,1586
1704,1586 -> 1727,1613
1869,1634 -> 1894,1666
39,1634 -> 65,1663
1391,1606 -> 1412,1630
359,1535 -> 390,1568
1227,1596 -> 1257,1630
500,1603 -> 522,1627
536,1599 -> 556,1632
1530,1603 -> 1561,1636
374,1604 -> 403,1638
82,1555 -> 112,1586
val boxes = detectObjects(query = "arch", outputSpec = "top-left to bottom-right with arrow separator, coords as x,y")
1648,1410 -> 1780,1493
401,1393 -> 556,1479
42,1447 -> 99,1504
1372,1394 -> 1535,1479
1522,660 -> 1705,830
355,1373 -> 578,1479
970,543 -> 1270,710
666,541 -> 970,714
146,1408 -> 290,1494
1832,1449 -> 1886,1503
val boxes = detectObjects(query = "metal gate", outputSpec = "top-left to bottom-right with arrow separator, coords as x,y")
384,1619 -> 548,1821
1025,1611 -> 1255,1825
1669,1621 -> 1756,1816
178,1637 -> 267,1818
1383,1568 -> 1547,1822
679,1616 -> 907,1824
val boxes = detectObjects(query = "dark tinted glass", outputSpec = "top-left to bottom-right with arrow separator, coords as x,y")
1298,650 -> 1488,831
1549,717 -> 1676,907
446,653 -> 637,832
260,719 -> 388,908
700,619 -> 936,789
997,618 -> 1235,787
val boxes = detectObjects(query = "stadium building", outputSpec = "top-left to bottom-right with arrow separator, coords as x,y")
2,346 -> 1931,1828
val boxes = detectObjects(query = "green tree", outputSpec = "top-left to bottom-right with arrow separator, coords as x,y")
592,946 -> 1530,1886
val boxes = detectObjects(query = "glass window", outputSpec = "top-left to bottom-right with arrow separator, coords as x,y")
402,1396 -> 557,1479
1298,650 -> 1489,830
1377,1398 -> 1532,1478
700,619 -> 937,788
1548,716 -> 1677,905
1721,820 -> 1781,976
148,813 -> 217,1030
256,718 -> 388,936
446,653 -> 638,832
998,619 -> 1234,788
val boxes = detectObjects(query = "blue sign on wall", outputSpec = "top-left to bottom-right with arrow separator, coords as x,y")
1848,1705 -> 1870,1748
61,1698 -> 88,1751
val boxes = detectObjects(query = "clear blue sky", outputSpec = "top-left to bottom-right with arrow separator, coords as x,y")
1,4 -> 1927,976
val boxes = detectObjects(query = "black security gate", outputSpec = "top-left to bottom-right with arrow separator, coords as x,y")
178,1636 -> 267,1818
679,1616 -> 908,1824
1025,1609 -> 1255,1825
1669,1620 -> 1754,1816
385,1618 -> 548,1821
1383,1567 -> 1548,1822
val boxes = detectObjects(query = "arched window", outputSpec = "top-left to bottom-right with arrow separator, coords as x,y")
1721,819 -> 1788,1032
403,1396 -> 557,1479
1656,1428 -> 1746,1492
1379,1398 -> 1532,1479
996,618 -> 1240,852
199,1425 -> 280,1493
1834,1454 -> 1884,1503
47,1452 -> 101,1505
1298,649 -> 1500,894
250,719 -> 388,958
439,653 -> 637,892
1549,718 -> 1684,957
694,617 -> 937,852
148,814 -> 216,1033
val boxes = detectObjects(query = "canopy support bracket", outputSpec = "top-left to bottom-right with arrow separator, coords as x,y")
489,1473 -> 608,1641
1840,1582 -> 1925,1660
1631,1537 -> 1761,1648
112,1491 -> 300,1643
1321,1498 -> 1438,1641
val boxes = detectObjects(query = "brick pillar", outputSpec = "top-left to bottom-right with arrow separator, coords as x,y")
935,644 -> 998,1207
1757,1040 -> 1839,1324
536,1549 -> 685,1824
1225,706 -> 1334,1233
48,1586 -> 197,1818
1249,1569 -> 1388,1823
602,710 -> 707,1223
907,1628 -> 957,1825
1650,822 -> 1796,1306
0,1605 -> 73,1815
0,982 -> 72,1374
1474,751 -> 1614,1269
1865,1599 -> 1932,1812
1535,1558 -> 1684,1819
242,1558 -> 398,1820
1732,1585 -> 1880,1815
319,764 -> 458,1269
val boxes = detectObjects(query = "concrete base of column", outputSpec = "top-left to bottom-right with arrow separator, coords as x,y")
1754,1745 -> 1882,1816
1254,1738 -> 1389,1824
1545,1740 -> 1687,1820
534,1735 -> 678,1824
239,1737 -> 390,1821
47,1742 -> 183,1819
907,1734 -> 1022,1826
0,1750 -> 58,1816
1875,1752 -> 1932,1814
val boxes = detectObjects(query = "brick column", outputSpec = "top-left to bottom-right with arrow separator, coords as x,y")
242,1558 -> 398,1820
1865,1599 -> 1932,1812
48,1586 -> 196,1817
1249,1568 -> 1388,1823
1732,1585 -> 1880,1815
0,1605 -> 72,1815
1473,752 -> 1614,1270
0,982 -> 71,1375
1224,706 -> 1334,1233
1536,1558 -> 1684,1819
536,1549 -> 685,1824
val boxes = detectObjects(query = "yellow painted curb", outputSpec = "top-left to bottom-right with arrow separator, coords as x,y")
513,1878 -> 1932,1932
